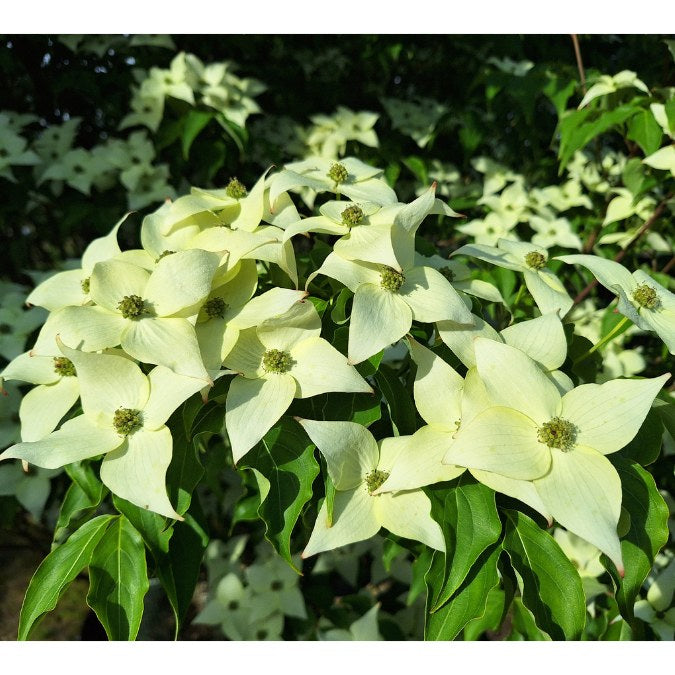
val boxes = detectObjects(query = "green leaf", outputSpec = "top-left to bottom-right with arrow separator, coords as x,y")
65,461 -> 104,503
112,496 -> 172,557
18,515 -> 114,640
374,364 -> 417,435
159,501 -> 209,635
402,156 -> 429,184
462,587 -> 507,640
627,109 -> 663,156
239,418 -> 320,570
215,114 -> 247,154
665,99 -> 675,135
543,75 -> 576,118
86,515 -> 149,640
165,406 -> 207,515
617,408 -> 664,466
425,543 -> 501,640
427,475 -> 502,611
558,104 -> 639,172
601,459 -> 669,624
182,109 -> 214,159
510,597 -> 551,640
330,288 -> 352,325
54,478 -> 107,540
502,509 -> 586,640
654,393 -> 675,442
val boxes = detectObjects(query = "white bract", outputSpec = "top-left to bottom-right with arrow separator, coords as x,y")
309,187 -> 473,364
577,70 -> 649,109
556,255 -> 675,354
0,340 -> 210,518
31,249 -> 221,382
376,338 -> 553,520
1,350 -> 80,442
268,156 -> 398,207
452,238 -> 573,316
444,338 -> 670,572
223,302 -> 372,462
437,311 -> 574,394
298,419 -> 444,557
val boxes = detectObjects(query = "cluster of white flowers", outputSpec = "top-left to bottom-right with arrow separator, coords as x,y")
0,155 -> 673,573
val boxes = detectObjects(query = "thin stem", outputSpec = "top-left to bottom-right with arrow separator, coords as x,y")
571,34 -> 587,95
573,193 -> 672,305
509,283 -> 526,323
574,316 -> 630,365
661,255 -> 675,276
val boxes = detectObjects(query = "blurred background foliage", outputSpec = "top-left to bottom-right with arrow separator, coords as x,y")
1,34 -> 673,282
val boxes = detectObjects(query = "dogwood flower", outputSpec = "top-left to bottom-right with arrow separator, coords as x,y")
556,255 -> 675,354
282,200 -> 383,242
444,338 -> 670,572
452,238 -> 573,316
578,70 -> 649,109
27,215 -> 129,312
602,188 -> 655,226
553,528 -> 608,602
528,213 -> 583,250
297,419 -> 445,557
1,351 -> 80,442
31,249 -> 220,382
268,156 -> 398,207
195,261 -> 308,373
330,185 -> 461,270
224,302 -> 372,462
381,96 -> 447,148
374,338 -> 552,521
0,340 -> 210,518
310,250 -> 473,364
305,106 -> 379,158
456,211 -> 519,246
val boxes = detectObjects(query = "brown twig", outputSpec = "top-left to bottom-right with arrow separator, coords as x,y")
660,254 -> 675,276
571,35 -> 587,95
572,193 -> 673,306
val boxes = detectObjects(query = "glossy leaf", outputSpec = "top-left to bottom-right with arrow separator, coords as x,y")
601,459 -> 669,624
425,543 -> 501,641
239,418 -> 320,570
18,515 -> 114,640
503,509 -> 586,640
462,587 -> 507,640
617,408 -> 664,466
182,109 -> 214,159
86,515 -> 149,640
627,109 -> 663,156
427,475 -> 502,611
374,364 -> 417,435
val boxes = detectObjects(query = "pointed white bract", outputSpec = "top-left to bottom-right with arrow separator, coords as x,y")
298,419 -> 444,557
453,238 -> 573,316
224,302 -> 372,463
556,255 -> 675,354
0,339 -> 207,519
442,337 -> 670,572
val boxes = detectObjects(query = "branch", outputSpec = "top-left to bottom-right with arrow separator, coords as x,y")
571,34 -> 587,95
573,193 -> 672,306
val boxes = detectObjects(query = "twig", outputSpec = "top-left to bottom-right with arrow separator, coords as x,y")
571,35 -> 587,95
573,194 -> 672,305
660,254 -> 674,276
